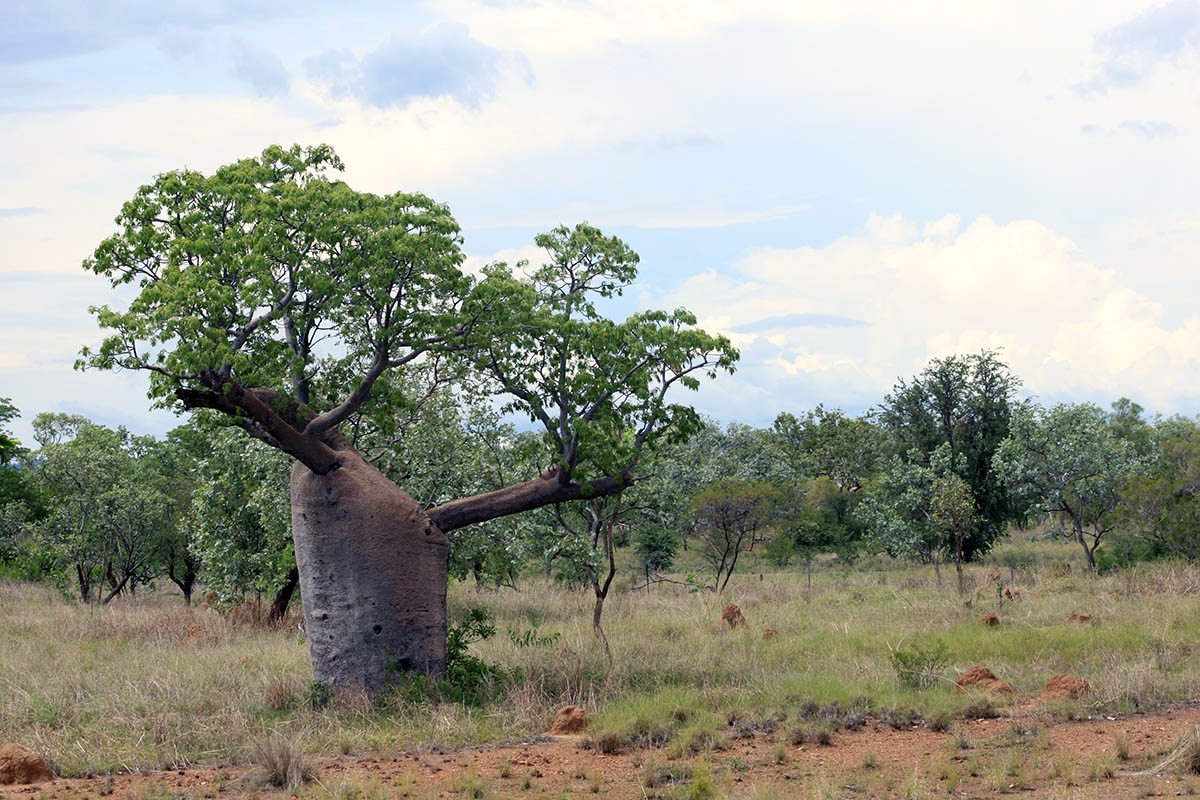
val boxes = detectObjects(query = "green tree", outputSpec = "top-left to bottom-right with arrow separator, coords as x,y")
856,444 -> 978,592
993,402 -> 1142,569
771,406 -> 884,562
27,414 -> 167,603
79,145 -> 735,692
874,350 -> 1022,560
0,398 -> 43,567
149,426 -> 208,605
188,426 -> 296,615
781,476 -> 869,563
772,406 -> 885,491
1107,397 -> 1154,458
692,478 -> 785,591
1114,417 -> 1200,563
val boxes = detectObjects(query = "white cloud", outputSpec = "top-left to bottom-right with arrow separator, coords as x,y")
662,213 -> 1200,413
460,244 -> 546,279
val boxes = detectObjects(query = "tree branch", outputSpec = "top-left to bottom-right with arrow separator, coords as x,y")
176,383 -> 341,474
427,467 -> 631,533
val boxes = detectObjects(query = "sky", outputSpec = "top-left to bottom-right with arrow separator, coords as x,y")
3,0 -> 1200,446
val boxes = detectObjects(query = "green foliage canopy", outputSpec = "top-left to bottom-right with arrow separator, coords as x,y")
874,349 -> 1021,560
993,402 -> 1143,569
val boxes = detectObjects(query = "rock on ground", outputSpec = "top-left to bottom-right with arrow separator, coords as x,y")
549,706 -> 588,735
955,666 -> 1016,694
0,743 -> 53,785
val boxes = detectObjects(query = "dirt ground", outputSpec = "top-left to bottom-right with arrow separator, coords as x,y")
9,705 -> 1200,799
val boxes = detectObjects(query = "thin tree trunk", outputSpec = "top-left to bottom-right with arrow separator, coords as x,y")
1075,519 -> 1097,570
101,573 -> 132,605
721,548 -> 741,593
933,551 -> 942,586
590,499 -> 620,672
76,563 -> 91,604
268,567 -> 299,623
955,531 -> 966,596
592,592 -> 611,669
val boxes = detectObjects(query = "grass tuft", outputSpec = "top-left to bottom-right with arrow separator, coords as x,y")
248,733 -> 314,791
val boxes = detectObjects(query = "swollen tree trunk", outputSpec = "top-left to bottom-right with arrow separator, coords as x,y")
291,449 -> 449,692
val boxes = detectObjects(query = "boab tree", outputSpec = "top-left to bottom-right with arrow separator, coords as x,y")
79,144 -> 736,692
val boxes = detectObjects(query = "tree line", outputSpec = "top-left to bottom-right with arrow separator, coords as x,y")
3,349 -> 1196,614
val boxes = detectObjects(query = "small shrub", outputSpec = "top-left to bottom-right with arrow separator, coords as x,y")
641,757 -> 693,788
308,681 -> 332,708
879,706 -> 922,730
927,709 -> 952,732
890,639 -> 950,689
1087,756 -> 1116,781
441,607 -> 510,706
682,761 -> 716,800
961,698 -> 998,719
593,730 -> 628,755
1050,757 -> 1076,786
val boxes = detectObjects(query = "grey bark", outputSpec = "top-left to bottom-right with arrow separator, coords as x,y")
291,445 -> 449,692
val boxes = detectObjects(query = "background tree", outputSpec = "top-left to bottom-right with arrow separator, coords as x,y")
874,350 -> 1021,560
1107,397 -> 1154,458
1114,417 -> 1200,563
633,524 -> 678,584
188,427 -> 297,617
0,398 -> 44,571
79,145 -> 735,692
148,427 -> 207,605
633,419 -> 787,553
772,406 -> 885,491
27,414 -> 167,603
993,402 -> 1142,569
692,478 -> 784,591
771,406 -> 884,564
856,444 -> 978,592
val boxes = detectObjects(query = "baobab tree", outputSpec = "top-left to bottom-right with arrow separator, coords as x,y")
80,144 -> 736,692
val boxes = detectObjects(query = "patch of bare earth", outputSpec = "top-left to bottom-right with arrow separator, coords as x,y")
11,707 -> 1200,798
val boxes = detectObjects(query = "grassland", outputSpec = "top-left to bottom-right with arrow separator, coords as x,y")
2,534 -> 1200,796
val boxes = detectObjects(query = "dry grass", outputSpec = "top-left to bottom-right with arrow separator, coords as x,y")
3,538 -> 1200,777
248,732 -> 315,790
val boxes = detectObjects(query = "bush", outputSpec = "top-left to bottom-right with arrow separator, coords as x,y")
440,607 -> 511,706
634,526 -> 678,574
890,639 -> 950,690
